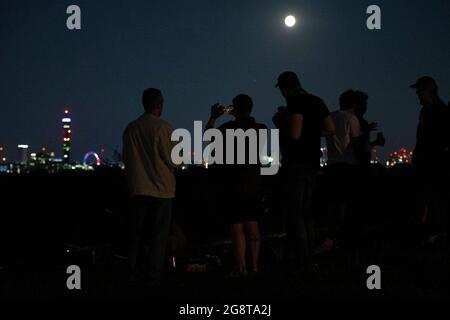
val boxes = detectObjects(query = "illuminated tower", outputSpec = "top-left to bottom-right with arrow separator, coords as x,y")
17,144 -> 29,164
62,109 -> 72,164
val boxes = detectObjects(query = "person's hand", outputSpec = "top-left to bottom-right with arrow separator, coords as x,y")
210,103 -> 224,119
272,106 -> 285,128
374,133 -> 386,147
368,122 -> 378,132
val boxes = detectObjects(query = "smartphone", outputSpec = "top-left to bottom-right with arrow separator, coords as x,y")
223,105 -> 234,114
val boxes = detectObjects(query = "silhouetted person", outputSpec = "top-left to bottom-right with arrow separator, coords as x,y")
411,76 -> 450,243
206,94 -> 267,276
123,88 -> 176,290
354,92 -> 385,165
327,90 -> 365,165
272,71 -> 335,272
317,90 -> 366,254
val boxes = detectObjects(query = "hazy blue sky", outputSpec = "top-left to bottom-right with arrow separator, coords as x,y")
1,0 -> 449,161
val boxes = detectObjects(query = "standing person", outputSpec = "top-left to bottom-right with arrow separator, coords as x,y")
123,88 -> 176,290
315,90 -> 365,254
411,76 -> 450,244
272,71 -> 335,272
206,94 -> 267,276
326,90 -> 365,166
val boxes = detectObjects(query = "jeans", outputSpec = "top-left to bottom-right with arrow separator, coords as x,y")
419,171 -> 449,236
129,196 -> 172,285
281,165 -> 318,268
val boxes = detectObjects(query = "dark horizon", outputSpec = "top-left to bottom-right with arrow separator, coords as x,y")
1,0 -> 449,162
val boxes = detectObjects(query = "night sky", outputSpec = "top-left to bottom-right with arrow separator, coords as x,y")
1,0 -> 449,162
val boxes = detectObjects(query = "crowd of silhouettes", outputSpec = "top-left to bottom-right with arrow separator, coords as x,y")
122,72 -> 450,292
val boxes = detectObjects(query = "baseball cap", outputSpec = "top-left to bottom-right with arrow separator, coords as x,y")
410,76 -> 437,89
275,71 -> 301,89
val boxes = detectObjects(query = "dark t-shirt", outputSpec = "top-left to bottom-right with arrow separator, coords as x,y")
413,99 -> 450,168
216,117 -> 268,195
279,90 -> 330,167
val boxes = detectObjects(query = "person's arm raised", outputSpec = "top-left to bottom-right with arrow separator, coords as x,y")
205,103 -> 223,130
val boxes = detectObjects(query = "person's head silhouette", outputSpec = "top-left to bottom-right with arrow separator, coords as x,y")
410,76 -> 439,107
142,88 -> 164,117
339,90 -> 368,117
275,71 -> 302,98
232,94 -> 253,118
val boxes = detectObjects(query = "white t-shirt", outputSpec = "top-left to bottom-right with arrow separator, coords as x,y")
326,110 -> 362,165
123,113 -> 176,198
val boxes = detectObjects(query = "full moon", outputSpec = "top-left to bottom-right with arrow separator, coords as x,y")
284,15 -> 296,28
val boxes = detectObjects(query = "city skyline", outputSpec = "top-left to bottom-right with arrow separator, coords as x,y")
0,108 -> 109,163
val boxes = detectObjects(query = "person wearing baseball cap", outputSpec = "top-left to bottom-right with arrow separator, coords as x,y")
274,71 -> 302,90
410,76 -> 439,104
272,71 -> 336,273
411,76 -> 448,166
411,76 -> 450,244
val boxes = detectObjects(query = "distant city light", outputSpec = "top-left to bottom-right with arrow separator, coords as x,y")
18,144 -> 29,149
62,109 -> 72,164
83,151 -> 101,166
387,147 -> 413,167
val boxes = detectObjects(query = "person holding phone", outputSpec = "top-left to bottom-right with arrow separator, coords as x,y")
206,94 -> 267,277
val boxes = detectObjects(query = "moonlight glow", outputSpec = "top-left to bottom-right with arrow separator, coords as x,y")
284,15 -> 296,27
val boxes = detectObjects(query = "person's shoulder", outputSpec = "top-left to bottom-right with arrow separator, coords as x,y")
155,118 -> 175,137
287,90 -> 305,103
330,110 -> 342,119
293,91 -> 327,109
427,101 -> 449,118
157,117 -> 174,129
218,120 -> 235,130
305,92 -> 320,100
123,119 -> 138,137
255,122 -> 268,130
306,93 -> 327,107
345,112 -> 361,127
343,110 -> 357,120
311,93 -> 330,116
